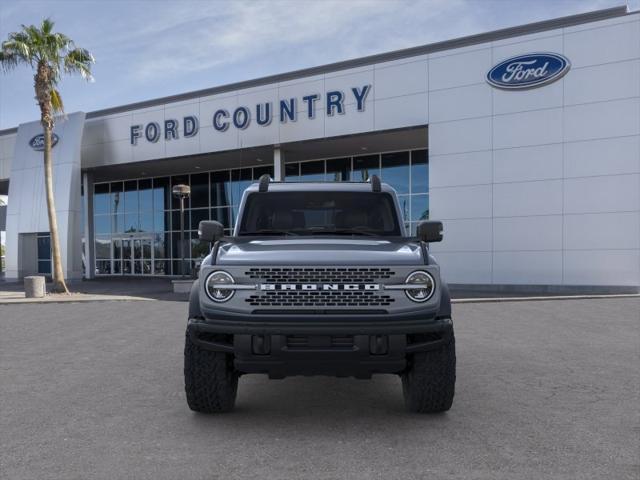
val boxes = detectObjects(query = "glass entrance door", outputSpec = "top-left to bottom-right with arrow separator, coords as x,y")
113,237 -> 153,275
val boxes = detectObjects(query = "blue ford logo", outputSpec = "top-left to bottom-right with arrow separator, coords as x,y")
487,53 -> 570,90
29,133 -> 59,151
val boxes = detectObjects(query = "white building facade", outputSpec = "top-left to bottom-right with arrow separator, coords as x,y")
0,6 -> 638,291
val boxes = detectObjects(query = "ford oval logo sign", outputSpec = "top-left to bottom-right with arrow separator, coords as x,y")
487,53 -> 570,90
29,133 -> 59,151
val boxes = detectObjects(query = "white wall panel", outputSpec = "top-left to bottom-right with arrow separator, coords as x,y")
279,112 -> 325,144
429,83 -> 491,123
564,20 -> 640,68
428,48 -> 492,91
102,113 -> 134,144
0,156 -> 11,179
325,102 -> 374,138
239,114 -> 280,149
493,80 -> 563,115
564,250 -> 640,286
564,135 -> 640,178
564,98 -> 640,143
429,184 -> 492,219
492,34 -> 563,61
493,108 -> 563,149
429,150 -> 492,187
324,68 -> 374,106
103,139 -> 133,165
373,93 -> 428,131
564,60 -> 640,106
0,133 -> 16,159
279,78 -> 325,113
82,119 -> 105,145
199,94 -> 238,131
164,102 -> 202,158
493,143 -> 563,183
493,251 -> 563,284
493,215 -> 563,251
564,174 -> 640,214
199,124 -> 239,153
375,60 -> 427,100
429,116 -> 491,155
564,212 -> 640,250
493,180 -> 563,217
80,144 -> 103,169
432,252 -> 493,284
430,218 -> 492,252
131,109 -> 165,162
237,86 -> 278,109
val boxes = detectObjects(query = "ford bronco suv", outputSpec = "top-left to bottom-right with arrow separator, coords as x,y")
185,175 -> 455,413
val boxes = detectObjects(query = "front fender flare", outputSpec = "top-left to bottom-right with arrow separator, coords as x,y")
188,280 -> 203,319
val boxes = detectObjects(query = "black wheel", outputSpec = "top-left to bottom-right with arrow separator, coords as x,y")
184,330 -> 238,413
402,331 -> 456,413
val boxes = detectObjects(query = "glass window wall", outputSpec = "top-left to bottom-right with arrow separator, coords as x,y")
92,148 -> 427,276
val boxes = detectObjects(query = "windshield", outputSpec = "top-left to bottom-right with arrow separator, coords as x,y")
237,191 -> 402,236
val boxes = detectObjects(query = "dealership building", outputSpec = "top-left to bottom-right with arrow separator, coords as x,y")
0,6 -> 638,291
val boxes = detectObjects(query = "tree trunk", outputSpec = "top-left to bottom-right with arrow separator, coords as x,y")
43,123 -> 68,293
36,63 -> 69,294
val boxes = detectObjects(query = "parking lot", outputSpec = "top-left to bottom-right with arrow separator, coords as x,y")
1,297 -> 638,479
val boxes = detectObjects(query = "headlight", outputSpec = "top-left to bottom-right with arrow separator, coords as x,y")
205,271 -> 235,302
405,270 -> 435,302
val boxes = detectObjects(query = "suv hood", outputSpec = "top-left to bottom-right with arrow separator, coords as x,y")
216,237 -> 423,266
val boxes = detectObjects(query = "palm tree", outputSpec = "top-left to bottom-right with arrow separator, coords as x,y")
0,19 -> 94,293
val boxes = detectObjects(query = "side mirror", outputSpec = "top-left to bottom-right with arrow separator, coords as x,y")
198,220 -> 224,243
416,220 -> 443,243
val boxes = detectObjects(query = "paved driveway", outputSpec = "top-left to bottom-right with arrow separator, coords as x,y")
1,298 -> 638,479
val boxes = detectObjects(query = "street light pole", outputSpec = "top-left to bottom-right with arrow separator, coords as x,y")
172,184 -> 191,278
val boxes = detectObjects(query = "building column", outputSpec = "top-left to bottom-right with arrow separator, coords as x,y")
82,171 -> 95,279
273,146 -> 285,181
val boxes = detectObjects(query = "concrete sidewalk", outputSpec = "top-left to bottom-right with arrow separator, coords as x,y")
0,291 -> 153,303
0,277 -> 187,303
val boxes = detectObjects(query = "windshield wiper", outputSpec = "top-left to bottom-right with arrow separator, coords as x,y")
240,229 -> 299,236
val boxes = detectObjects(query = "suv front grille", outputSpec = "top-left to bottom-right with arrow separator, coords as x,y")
246,290 -> 394,307
244,267 -> 394,284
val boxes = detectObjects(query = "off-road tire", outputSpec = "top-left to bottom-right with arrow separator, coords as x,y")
184,330 -> 238,413
401,332 -> 456,413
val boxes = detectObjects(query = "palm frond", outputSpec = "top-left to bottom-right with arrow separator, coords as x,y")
41,18 -> 55,35
64,47 -> 94,81
50,88 -> 64,114
2,18 -> 95,116
0,50 -> 19,70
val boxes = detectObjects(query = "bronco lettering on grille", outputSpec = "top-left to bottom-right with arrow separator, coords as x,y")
259,284 -> 380,291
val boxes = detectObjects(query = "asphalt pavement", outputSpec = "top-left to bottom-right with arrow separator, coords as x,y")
1,298 -> 638,479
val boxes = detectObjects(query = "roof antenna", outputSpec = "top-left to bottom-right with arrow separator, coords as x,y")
370,174 -> 381,192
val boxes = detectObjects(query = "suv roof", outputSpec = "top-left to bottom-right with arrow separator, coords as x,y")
245,180 -> 397,194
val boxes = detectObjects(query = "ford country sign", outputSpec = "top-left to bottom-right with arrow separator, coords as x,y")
487,53 -> 570,90
29,133 -> 59,151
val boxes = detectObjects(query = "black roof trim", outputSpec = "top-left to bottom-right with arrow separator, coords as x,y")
0,5 -> 632,136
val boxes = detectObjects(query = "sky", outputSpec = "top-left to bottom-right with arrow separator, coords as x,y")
0,0 -> 637,130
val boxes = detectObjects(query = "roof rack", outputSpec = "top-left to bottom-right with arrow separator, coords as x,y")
258,174 -> 271,192
370,175 -> 382,193
258,174 -> 382,192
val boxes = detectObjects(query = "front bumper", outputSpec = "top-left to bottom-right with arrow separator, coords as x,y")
196,307 -> 449,335
187,315 -> 453,378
